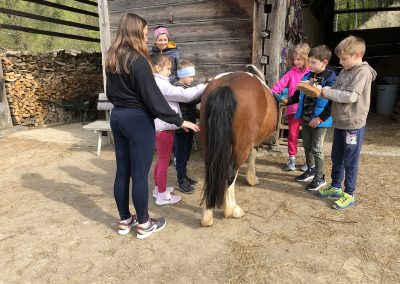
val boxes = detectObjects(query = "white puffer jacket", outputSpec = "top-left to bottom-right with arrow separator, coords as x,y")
154,73 -> 205,132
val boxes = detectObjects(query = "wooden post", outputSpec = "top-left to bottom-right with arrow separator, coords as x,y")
0,60 -> 13,129
264,0 -> 288,86
252,0 -> 266,71
97,0 -> 111,95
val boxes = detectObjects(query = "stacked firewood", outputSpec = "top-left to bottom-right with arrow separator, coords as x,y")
1,50 -> 103,126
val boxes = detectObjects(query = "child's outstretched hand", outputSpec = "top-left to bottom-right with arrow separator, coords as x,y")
205,77 -> 213,84
308,117 -> 321,128
281,98 -> 288,105
181,120 -> 200,132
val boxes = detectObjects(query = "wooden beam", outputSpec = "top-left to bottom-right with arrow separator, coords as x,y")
21,0 -> 98,17
0,60 -> 13,129
264,0 -> 287,86
97,0 -> 111,94
334,6 -> 400,14
0,24 -> 100,42
252,0 -> 266,70
0,8 -> 99,31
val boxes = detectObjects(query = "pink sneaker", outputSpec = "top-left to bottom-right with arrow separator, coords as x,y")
152,186 -> 174,198
155,192 -> 181,205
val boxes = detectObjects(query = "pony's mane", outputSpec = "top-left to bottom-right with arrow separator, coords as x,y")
245,64 -> 271,91
213,72 -> 232,80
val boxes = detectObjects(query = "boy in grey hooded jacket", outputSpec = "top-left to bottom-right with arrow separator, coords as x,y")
317,35 -> 377,210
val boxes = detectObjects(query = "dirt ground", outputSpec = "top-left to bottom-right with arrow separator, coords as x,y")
0,114 -> 399,283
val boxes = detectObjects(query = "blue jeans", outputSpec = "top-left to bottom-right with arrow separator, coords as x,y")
331,127 -> 365,195
110,107 -> 155,224
174,131 -> 193,184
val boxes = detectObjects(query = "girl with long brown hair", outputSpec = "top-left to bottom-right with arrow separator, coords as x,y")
106,13 -> 199,239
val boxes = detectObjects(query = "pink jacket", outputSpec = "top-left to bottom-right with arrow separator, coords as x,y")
271,66 -> 311,115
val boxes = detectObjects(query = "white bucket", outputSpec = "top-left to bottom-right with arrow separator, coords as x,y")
376,85 -> 398,115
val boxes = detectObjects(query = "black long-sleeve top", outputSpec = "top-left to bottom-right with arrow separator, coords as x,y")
286,70 -> 332,122
106,54 -> 184,127
173,81 -> 201,134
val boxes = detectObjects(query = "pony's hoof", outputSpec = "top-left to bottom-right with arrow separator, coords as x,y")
224,206 -> 245,218
246,174 -> 259,186
201,218 -> 214,227
232,206 -> 245,218
201,208 -> 214,227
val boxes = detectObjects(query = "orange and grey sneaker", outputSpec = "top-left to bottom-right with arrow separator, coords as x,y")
136,217 -> 166,239
117,215 -> 138,235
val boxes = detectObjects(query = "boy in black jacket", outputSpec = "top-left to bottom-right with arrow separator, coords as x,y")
173,60 -> 201,194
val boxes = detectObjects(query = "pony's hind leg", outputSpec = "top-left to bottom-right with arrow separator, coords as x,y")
246,147 -> 259,186
223,171 -> 245,218
201,207 -> 214,227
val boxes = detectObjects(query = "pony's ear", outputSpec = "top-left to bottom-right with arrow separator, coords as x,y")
245,64 -> 265,82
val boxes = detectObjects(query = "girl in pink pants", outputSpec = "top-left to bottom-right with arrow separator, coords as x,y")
151,54 -> 206,205
271,43 -> 311,171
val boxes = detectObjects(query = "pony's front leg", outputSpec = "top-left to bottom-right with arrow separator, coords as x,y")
201,207 -> 214,227
246,147 -> 259,186
223,171 -> 244,218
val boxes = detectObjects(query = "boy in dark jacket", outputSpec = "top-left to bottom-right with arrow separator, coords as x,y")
282,45 -> 337,191
173,60 -> 202,194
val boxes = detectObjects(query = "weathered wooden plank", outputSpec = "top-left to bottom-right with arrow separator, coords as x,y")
97,101 -> 113,111
109,0 -> 252,15
164,39 -> 251,65
108,0 -> 206,8
109,1 -> 251,24
193,63 -> 248,82
97,0 -> 111,94
264,0 -> 288,86
82,120 -> 111,131
252,0 -> 266,69
110,18 -> 252,43
0,60 -> 13,129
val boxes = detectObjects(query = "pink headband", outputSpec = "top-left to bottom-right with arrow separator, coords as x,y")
154,27 -> 169,39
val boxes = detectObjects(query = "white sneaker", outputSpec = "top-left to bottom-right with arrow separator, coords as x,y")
155,192 -> 182,206
285,157 -> 296,171
153,186 -> 174,198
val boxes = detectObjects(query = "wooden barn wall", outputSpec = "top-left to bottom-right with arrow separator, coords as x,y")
301,9 -> 325,48
108,0 -> 254,82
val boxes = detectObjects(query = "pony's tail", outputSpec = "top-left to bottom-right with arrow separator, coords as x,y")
246,64 -> 265,82
202,86 -> 237,209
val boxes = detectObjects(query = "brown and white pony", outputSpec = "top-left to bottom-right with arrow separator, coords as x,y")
200,65 -> 277,227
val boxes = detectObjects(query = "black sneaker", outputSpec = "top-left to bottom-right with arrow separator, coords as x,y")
136,217 -> 166,239
295,167 -> 315,182
186,176 -> 198,186
306,175 -> 327,191
177,179 -> 195,194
